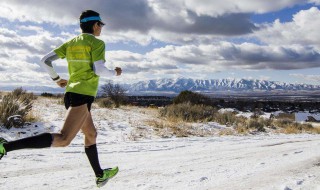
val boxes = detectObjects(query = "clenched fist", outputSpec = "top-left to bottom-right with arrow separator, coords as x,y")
57,79 -> 68,88
115,67 -> 122,76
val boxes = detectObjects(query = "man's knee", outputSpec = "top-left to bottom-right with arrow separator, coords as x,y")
86,130 -> 97,140
82,126 -> 97,138
53,134 -> 73,147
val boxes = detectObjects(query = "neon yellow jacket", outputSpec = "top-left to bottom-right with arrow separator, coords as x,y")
54,34 -> 105,96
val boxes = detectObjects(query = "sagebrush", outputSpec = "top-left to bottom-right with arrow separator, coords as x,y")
173,90 -> 212,105
100,82 -> 127,108
96,97 -> 115,108
159,102 -> 217,122
0,88 -> 36,129
159,102 -> 320,135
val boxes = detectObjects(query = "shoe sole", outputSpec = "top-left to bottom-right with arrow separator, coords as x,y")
97,168 -> 119,188
0,138 -> 8,160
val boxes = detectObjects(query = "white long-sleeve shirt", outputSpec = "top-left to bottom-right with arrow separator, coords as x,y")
39,51 -> 115,82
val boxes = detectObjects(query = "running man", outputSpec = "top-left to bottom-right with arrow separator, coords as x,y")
0,10 -> 121,188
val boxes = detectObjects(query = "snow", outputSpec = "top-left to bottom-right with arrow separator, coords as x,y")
128,78 -> 320,93
218,108 -> 236,113
236,111 -> 254,118
295,112 -> 320,122
0,97 -> 320,190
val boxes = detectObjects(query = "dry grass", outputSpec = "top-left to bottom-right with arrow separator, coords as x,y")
246,119 -> 266,132
158,103 -> 320,136
146,120 -> 192,137
311,126 -> 320,134
0,88 -> 37,129
274,113 -> 295,120
235,126 -> 249,135
24,111 -> 41,123
279,126 -> 301,134
96,97 -> 115,108
128,126 -> 153,141
218,129 -> 236,136
146,119 -> 216,138
213,111 -> 239,126
159,103 -> 216,122
276,120 -> 320,134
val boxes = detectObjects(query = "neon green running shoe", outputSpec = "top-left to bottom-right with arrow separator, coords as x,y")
0,137 -> 8,160
96,166 -> 119,188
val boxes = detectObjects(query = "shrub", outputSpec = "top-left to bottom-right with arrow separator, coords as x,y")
251,108 -> 264,119
219,129 -> 236,135
272,119 -> 319,134
96,97 -> 114,108
247,118 -> 266,132
148,120 -> 191,137
173,90 -> 212,105
272,119 -> 294,128
234,125 -> 249,134
146,120 -> 216,138
40,92 -> 54,97
0,88 -> 36,129
158,100 -> 320,135
213,111 -> 238,126
100,82 -> 127,108
159,103 -> 216,122
274,113 -> 295,120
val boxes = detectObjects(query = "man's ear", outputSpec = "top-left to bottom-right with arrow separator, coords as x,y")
93,22 -> 98,30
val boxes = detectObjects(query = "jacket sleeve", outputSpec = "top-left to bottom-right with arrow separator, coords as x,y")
93,60 -> 115,76
40,51 -> 61,82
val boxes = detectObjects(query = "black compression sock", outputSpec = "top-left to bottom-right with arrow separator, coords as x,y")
85,144 -> 103,177
4,133 -> 53,152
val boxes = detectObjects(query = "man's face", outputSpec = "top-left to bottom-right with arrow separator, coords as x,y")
93,22 -> 104,36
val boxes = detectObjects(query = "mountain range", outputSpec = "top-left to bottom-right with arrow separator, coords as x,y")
2,78 -> 320,95
124,78 -> 320,94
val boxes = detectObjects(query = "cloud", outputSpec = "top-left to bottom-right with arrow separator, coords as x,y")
0,0 -> 258,44
149,0 -> 313,18
0,0 -> 81,25
184,0 -> 311,16
105,42 -> 320,80
0,0 -> 320,87
2,0 -> 319,46
106,50 -> 178,74
0,26 -> 65,55
102,30 -> 152,46
0,25 -> 69,87
155,11 -> 257,36
290,73 -> 320,83
3,0 -> 312,24
148,1 -> 257,36
254,7 -> 320,48
309,0 -> 320,5
218,43 -> 320,69
4,0 -> 318,48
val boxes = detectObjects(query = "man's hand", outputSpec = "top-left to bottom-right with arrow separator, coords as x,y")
57,79 -> 68,88
115,67 -> 122,76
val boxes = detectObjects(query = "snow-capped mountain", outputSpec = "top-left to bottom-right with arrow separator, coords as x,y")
2,78 -> 320,95
125,78 -> 320,94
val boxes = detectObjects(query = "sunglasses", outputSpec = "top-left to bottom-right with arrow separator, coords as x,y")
97,21 -> 105,27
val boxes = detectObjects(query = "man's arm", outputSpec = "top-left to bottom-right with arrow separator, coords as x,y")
40,51 -> 61,82
93,60 -> 122,76
40,51 -> 68,87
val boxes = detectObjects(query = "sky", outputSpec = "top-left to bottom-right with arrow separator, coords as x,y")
1,0 -> 320,90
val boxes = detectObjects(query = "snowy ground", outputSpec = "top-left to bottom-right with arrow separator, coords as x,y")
0,98 -> 320,190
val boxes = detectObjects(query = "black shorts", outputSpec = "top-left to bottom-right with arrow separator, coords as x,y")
64,92 -> 94,111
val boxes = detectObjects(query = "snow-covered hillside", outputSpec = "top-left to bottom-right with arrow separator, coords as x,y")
2,78 -> 320,95
126,78 -> 320,94
0,98 -> 319,190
